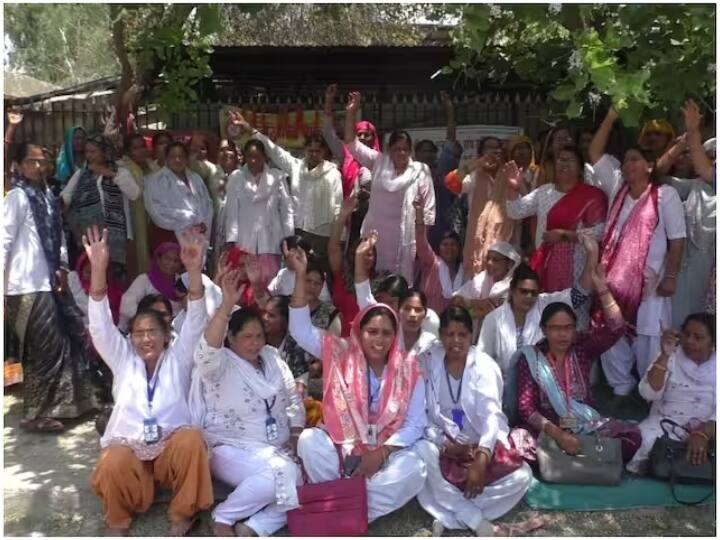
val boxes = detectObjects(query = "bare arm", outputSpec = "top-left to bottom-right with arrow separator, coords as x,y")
655,137 -> 687,178
682,99 -> 715,183
588,106 -> 619,165
344,91 -> 361,145
204,270 -> 243,348
328,194 -> 357,274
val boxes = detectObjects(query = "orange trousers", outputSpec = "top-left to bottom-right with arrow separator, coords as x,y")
91,428 -> 213,528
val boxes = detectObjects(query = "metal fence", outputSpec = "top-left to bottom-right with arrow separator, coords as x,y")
8,89 -> 559,148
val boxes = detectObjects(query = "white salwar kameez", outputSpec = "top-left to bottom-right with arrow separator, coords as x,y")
289,305 -> 428,521
627,349 -> 716,473
415,344 -> 532,532
189,337 -> 305,535
589,155 -> 687,396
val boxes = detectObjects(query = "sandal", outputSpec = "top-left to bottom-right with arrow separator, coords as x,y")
20,417 -> 65,432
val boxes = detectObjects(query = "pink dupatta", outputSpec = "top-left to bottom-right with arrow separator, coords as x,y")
321,303 -> 420,455
341,121 -> 380,197
593,182 -> 659,329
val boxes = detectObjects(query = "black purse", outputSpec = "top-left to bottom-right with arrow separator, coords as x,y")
649,419 -> 715,505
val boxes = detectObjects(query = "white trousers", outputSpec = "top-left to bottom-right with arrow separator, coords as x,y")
297,428 -> 427,521
414,440 -> 532,531
601,334 -> 661,396
210,444 -> 299,536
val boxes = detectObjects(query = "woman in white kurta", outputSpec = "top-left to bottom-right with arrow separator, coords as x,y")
414,306 -> 532,536
224,139 -> 294,285
84,226 -> 212,536
627,313 -> 716,474
143,142 -> 214,247
286,247 -> 428,522
343,91 -> 436,284
189,269 -> 304,537
478,234 -> 599,422
588,107 -> 687,397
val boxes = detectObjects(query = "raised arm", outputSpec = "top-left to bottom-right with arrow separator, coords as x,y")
84,225 -> 132,372
577,232 -> 600,293
229,111 -> 301,175
321,84 -> 347,162
353,232 -> 379,310
640,328 -> 677,398
288,244 -> 322,358
655,136 -> 687,178
442,91 -> 456,142
344,92 -> 379,169
682,99 -> 715,184
328,193 -> 357,274
4,111 -> 23,188
588,106 -> 618,166
414,196 -> 437,269
578,262 -> 626,358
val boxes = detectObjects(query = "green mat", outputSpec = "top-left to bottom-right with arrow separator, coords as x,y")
524,476 -> 715,511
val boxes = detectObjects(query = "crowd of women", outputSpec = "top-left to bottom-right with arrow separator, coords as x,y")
3,85 -> 716,536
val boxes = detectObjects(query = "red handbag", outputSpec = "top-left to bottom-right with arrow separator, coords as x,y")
440,440 -> 524,491
287,446 -> 369,536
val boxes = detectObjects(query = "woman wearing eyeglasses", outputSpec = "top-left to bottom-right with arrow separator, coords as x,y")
84,225 -> 213,536
477,234 -> 598,423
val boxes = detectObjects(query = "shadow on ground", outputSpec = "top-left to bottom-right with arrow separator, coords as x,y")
3,387 -> 716,537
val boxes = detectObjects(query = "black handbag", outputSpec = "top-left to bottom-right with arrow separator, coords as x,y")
649,419 -> 715,505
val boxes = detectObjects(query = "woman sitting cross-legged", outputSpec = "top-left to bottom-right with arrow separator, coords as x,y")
515,258 -> 641,463
287,245 -> 429,522
189,270 -> 305,537
478,233 -> 598,423
627,313 -> 716,474
414,306 -> 533,537
85,225 -> 213,536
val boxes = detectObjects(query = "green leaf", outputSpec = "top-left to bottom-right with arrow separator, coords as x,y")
198,4 -> 221,36
565,100 -> 584,119
553,82 -> 577,101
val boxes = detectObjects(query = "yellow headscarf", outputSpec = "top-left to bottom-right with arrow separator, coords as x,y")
507,135 -> 539,171
639,119 -> 676,148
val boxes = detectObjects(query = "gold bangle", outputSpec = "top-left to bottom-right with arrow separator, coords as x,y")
188,287 -> 204,297
652,362 -> 667,372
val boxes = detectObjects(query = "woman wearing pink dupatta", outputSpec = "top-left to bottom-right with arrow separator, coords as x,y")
587,106 -> 686,400
286,246 -> 428,522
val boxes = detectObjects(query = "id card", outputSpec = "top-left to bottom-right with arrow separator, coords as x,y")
143,417 -> 161,444
266,417 -> 279,442
367,424 -> 378,446
451,408 -> 465,430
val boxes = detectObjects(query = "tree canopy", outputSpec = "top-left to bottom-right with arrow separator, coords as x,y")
444,3 -> 716,126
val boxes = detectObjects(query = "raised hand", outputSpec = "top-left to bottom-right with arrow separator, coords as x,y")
220,269 -> 244,307
591,262 -> 608,292
227,110 -> 252,135
606,105 -> 619,122
324,83 -> 338,113
7,110 -> 23,126
503,160 -> 524,191
340,191 -> 359,218
660,326 -> 680,357
440,90 -> 453,110
82,225 -> 110,271
283,241 -> 308,275
578,231 -> 599,260
681,99 -> 702,133
213,250 -> 231,285
346,91 -> 362,114
179,228 -> 206,274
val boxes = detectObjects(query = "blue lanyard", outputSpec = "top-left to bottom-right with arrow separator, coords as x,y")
257,355 -> 276,417
147,361 -> 163,409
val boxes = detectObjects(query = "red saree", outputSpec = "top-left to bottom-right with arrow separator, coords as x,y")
529,182 -> 607,291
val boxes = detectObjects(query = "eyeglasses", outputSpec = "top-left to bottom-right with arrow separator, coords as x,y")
130,328 -> 163,340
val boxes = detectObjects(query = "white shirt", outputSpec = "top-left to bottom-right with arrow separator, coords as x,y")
252,132 -> 343,237
119,273 -> 181,332
224,165 -> 294,254
172,274 -> 224,334
144,166 -> 214,239
590,154 -> 687,335
193,336 -> 305,448
68,271 -> 89,324
288,304 -> 428,448
268,267 -> 332,302
88,294 -> 208,449
3,188 -> 68,295
61,166 -> 140,239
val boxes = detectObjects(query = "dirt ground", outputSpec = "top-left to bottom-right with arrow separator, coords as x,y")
3,389 -> 716,537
